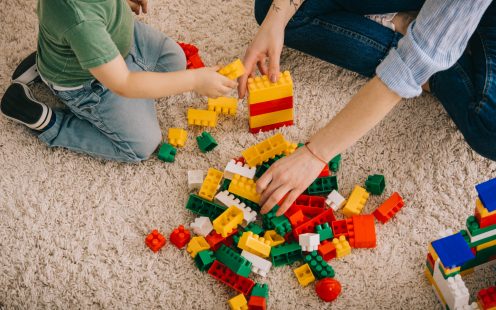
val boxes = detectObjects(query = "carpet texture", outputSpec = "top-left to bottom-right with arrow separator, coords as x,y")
1,0 -> 495,309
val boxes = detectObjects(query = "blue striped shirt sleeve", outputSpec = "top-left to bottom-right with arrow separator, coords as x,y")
376,0 -> 492,98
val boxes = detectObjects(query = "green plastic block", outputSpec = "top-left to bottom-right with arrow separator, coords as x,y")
270,242 -> 303,267
437,261 -> 460,279
157,143 -> 177,162
328,154 -> 341,172
466,216 -> 496,236
426,259 -> 434,275
196,131 -> 217,153
297,142 -> 305,148
304,251 -> 335,279
251,283 -> 269,300
232,193 -> 261,212
220,179 -> 231,192
255,155 -> 284,178
262,206 -> 279,230
365,174 -> 386,195
468,232 -> 496,248
315,223 -> 333,241
244,223 -> 264,236
306,176 -> 338,196
272,216 -> 292,236
232,230 -> 244,247
186,194 -> 227,220
461,245 -> 496,271
215,244 -> 252,277
195,250 -> 216,271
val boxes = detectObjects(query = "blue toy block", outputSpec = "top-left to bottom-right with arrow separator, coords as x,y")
431,232 -> 475,269
476,178 -> 496,212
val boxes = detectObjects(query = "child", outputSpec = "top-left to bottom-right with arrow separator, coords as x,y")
0,0 -> 237,162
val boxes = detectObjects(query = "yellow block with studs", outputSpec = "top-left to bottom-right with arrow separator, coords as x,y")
213,206 -> 244,238
228,294 -> 248,310
241,133 -> 288,167
284,141 -> 298,156
476,238 -> 496,251
333,236 -> 351,258
198,168 -> 223,201
293,263 -> 316,287
476,197 -> 496,217
237,231 -> 271,258
228,174 -> 260,204
342,185 -> 369,217
187,108 -> 217,127
249,108 -> 293,129
218,59 -> 245,80
208,97 -> 237,115
264,230 -> 285,247
186,236 -> 210,258
168,128 -> 188,147
247,71 -> 293,104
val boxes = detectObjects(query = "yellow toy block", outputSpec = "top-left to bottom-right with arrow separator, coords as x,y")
218,59 -> 245,80
213,206 -> 244,237
248,108 -> 293,129
199,168 -> 223,201
333,236 -> 351,258
476,197 -> 496,217
241,133 -> 288,167
208,97 -> 237,115
167,128 -> 188,147
439,260 -> 461,276
428,244 -> 440,262
284,141 -> 298,156
237,231 -> 271,258
476,238 -> 496,251
293,263 -> 316,287
228,174 -> 260,204
187,108 -> 217,127
264,230 -> 285,247
342,185 -> 369,217
186,236 -> 210,258
247,71 -> 293,104
228,294 -> 248,310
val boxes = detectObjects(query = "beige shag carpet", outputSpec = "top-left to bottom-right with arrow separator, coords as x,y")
1,0 -> 496,309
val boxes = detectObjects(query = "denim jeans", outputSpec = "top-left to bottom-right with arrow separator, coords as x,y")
255,0 -> 496,160
38,21 -> 186,162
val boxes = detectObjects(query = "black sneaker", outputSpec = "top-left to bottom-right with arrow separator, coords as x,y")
12,51 -> 40,85
1,82 -> 53,130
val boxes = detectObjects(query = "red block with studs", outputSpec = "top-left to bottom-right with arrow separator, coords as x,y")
478,286 -> 496,309
318,165 -> 330,177
295,194 -> 327,208
293,208 -> 336,238
318,240 -> 337,261
331,219 -> 353,239
206,229 -> 237,251
316,278 -> 342,302
169,225 -> 191,249
177,42 -> 205,69
373,192 -> 404,224
248,295 -> 267,310
208,260 -> 254,296
287,209 -> 309,228
145,229 -> 166,252
351,215 -> 376,248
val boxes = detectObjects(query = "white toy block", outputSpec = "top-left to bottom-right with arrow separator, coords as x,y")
188,170 -> 204,190
467,225 -> 496,242
190,216 -> 213,237
299,233 -> 321,252
325,190 -> 346,211
224,159 -> 256,180
459,302 -> 480,310
241,250 -> 272,277
214,190 -> 257,225
438,229 -> 454,239
432,259 -> 470,310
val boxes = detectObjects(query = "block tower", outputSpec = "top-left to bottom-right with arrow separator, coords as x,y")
247,71 -> 294,133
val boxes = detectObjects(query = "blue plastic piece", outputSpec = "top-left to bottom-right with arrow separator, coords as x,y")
431,232 -> 475,269
475,178 -> 496,212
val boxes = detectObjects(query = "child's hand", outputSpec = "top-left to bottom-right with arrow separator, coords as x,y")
193,66 -> 238,98
127,0 -> 148,15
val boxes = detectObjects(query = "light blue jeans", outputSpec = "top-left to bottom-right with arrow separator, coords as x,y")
38,21 -> 187,162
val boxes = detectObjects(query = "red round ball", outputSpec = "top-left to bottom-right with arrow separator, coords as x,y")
316,278 -> 342,302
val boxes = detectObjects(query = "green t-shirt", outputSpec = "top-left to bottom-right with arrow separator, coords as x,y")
37,0 -> 133,87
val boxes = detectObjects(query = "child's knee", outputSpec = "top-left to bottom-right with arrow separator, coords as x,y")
128,128 -> 162,161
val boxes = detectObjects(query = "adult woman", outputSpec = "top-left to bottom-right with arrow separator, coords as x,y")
238,0 -> 496,215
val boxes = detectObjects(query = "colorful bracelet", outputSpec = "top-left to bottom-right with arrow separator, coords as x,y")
304,142 -> 327,166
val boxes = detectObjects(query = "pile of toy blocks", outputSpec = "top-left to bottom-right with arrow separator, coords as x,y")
424,178 -> 496,310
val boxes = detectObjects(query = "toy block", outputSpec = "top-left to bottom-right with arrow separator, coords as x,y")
270,242 -> 302,267
298,206 -> 325,218
287,209 -> 309,228
476,238 -> 496,251
304,251 -> 335,279
284,141 -> 298,156
331,219 -> 353,240
188,170 -> 204,190
157,143 -> 176,162
315,223 -> 334,241
432,259 -> 470,310
206,229 -> 237,251
431,232 -> 475,268
295,194 -> 327,208
177,42 -> 205,69
208,97 -> 237,115
425,267 -> 448,307
224,159 -> 256,180
478,286 -> 496,309
299,233 -> 321,252
228,174 -> 260,204
195,249 -> 216,271
247,71 -> 293,104
247,295 -> 266,310
365,174 -> 386,195
249,120 -> 294,134
241,250 -> 272,277
191,216 -> 213,237
315,278 -> 342,302
251,283 -> 269,299
249,96 -> 293,116
213,206 -> 244,238
328,154 -> 341,172
208,260 -> 255,296
245,223 -> 264,236
293,263 -> 316,287
318,240 -> 337,261
216,244 -> 252,277
186,194 -> 227,220
476,197 -> 496,217
263,230 -> 285,247
262,207 -> 292,236
196,131 -> 218,153
145,229 -> 166,252
475,198 -> 496,228
199,168 -> 223,201
249,109 -> 293,129
232,193 -> 262,213
215,190 -> 257,225
342,185 -> 369,217
187,108 -> 217,127
255,155 -> 284,178
220,179 -> 232,192
476,177 -> 496,212
219,59 -> 245,80
167,128 -> 188,147
306,176 -> 338,196
169,225 -> 191,249
318,165 -> 330,177
293,208 -> 336,238
332,236 -> 351,258
237,231 -> 271,258
467,216 -> 496,237
349,215 -> 376,248
186,236 -> 210,258
468,224 -> 496,246
242,133 -> 288,167
228,294 -> 248,310
373,192 -> 405,223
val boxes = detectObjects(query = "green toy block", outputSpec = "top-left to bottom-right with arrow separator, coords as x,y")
220,179 -> 231,192
251,283 -> 269,300
232,193 -> 261,212
195,250 -> 216,271
215,244 -> 252,277
315,223 -> 333,241
157,143 -> 177,162
255,155 -> 284,178
365,174 -> 386,195
196,131 -> 217,153
461,245 -> 496,271
466,216 -> 496,236
272,216 -> 292,236
306,176 -> 338,196
186,194 -> 227,220
304,251 -> 335,279
437,261 -> 460,279
262,206 -> 279,230
426,259 -> 434,275
232,230 -> 244,247
270,242 -> 303,267
244,223 -> 264,236
297,142 -> 305,148
328,154 -> 341,172
468,232 -> 496,248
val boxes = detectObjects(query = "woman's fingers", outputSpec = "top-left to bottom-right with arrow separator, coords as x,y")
276,189 -> 301,216
260,184 -> 291,215
268,49 -> 281,83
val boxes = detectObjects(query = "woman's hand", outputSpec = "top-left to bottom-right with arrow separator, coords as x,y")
257,146 -> 326,217
193,66 -> 238,98
127,0 -> 148,15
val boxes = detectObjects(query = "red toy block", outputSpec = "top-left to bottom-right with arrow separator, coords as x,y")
331,219 -> 353,240
316,278 -> 341,302
318,240 -> 337,261
249,120 -> 294,134
478,286 -> 496,309
208,260 -> 254,296
169,225 -> 191,249
350,215 -> 376,248
475,208 -> 496,228
233,156 -> 246,165
373,192 -> 404,224
287,209 -> 309,228
145,229 -> 166,252
247,295 -> 267,310
295,194 -> 327,208
177,42 -> 205,69
426,253 -> 435,271
318,165 -> 330,177
299,205 -> 325,218
293,208 -> 336,238
206,229 -> 237,251
249,96 -> 293,116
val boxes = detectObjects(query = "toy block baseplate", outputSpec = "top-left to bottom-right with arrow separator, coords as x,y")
213,206 -> 244,238
476,177 -> 496,212
167,128 -> 188,147
208,97 -> 237,115
215,244 -> 252,277
145,229 -> 166,252
241,133 -> 288,167
224,159 -> 256,180
208,260 -> 254,296
293,263 -> 315,287
241,250 -> 272,277
187,108 -> 217,127
247,71 -> 293,104
373,192 -> 404,224
342,185 -> 369,217
249,108 -> 293,130
198,168 -> 223,201
218,59 -> 245,80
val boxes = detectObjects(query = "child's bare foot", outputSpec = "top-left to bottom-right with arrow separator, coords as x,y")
422,81 -> 431,93
392,11 -> 418,35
